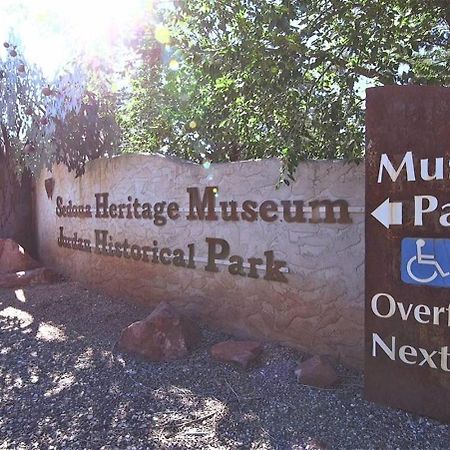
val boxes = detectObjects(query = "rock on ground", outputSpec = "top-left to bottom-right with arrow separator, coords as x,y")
211,340 -> 263,369
0,267 -> 60,288
295,355 -> 339,388
118,301 -> 200,361
0,239 -> 40,274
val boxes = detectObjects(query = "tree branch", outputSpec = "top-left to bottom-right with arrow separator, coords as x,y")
306,47 -> 395,85
1,125 -> 11,158
330,55 -> 395,85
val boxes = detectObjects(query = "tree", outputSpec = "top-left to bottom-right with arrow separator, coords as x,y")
0,41 -> 120,178
121,0 -> 450,181
0,39 -> 120,249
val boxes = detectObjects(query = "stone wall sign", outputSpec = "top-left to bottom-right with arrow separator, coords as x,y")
365,86 -> 450,422
36,155 -> 365,367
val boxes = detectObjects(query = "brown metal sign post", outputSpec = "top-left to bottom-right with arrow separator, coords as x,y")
365,86 -> 450,422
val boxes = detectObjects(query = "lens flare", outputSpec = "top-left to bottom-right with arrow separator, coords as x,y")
168,59 -> 179,70
155,24 -> 171,44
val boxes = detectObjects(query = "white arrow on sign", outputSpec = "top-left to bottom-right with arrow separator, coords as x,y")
371,198 -> 403,229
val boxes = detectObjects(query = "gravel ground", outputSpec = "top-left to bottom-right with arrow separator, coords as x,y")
0,282 -> 448,450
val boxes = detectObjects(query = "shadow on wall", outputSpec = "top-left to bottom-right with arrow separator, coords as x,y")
0,162 -> 35,257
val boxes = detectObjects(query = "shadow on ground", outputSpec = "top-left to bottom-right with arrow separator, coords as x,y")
0,282 -> 448,449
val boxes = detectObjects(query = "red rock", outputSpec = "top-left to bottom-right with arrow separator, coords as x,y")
0,267 -> 60,288
118,302 -> 200,361
210,340 -> 263,369
294,355 -> 338,388
0,239 -> 40,274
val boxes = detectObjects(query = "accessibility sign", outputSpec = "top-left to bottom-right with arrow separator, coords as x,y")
401,238 -> 450,287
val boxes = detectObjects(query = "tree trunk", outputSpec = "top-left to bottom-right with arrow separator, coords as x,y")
0,153 -> 35,256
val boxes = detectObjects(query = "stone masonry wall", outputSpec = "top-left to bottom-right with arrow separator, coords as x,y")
0,163 -> 35,256
35,154 -> 365,367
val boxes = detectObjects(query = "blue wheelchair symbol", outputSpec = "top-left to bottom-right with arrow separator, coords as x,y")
401,238 -> 450,287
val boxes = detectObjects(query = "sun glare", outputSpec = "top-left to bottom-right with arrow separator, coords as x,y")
54,0 -> 146,48
14,289 -> 26,303
0,0 -> 154,77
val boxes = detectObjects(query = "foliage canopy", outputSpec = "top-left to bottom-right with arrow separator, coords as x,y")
0,40 -> 120,177
121,0 -> 450,180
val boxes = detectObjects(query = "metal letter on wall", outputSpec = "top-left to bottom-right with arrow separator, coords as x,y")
365,86 -> 450,422
45,177 -> 55,200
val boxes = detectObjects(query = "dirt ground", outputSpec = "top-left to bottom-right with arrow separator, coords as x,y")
0,281 -> 448,449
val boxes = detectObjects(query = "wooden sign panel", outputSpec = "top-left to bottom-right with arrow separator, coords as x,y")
365,86 -> 450,422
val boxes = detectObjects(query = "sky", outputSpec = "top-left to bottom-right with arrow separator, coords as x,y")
0,0 -> 154,78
